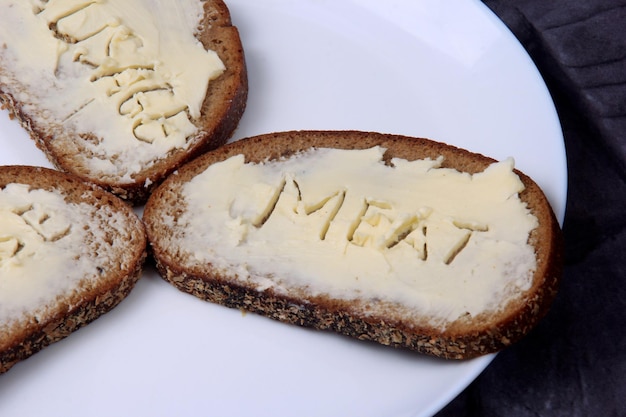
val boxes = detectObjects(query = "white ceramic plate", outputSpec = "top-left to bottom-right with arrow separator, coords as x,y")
0,1 -> 566,416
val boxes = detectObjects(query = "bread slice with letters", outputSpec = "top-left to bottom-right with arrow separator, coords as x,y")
0,165 -> 147,374
0,0 -> 247,204
143,130 -> 563,359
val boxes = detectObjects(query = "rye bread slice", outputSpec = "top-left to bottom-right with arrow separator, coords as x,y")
0,0 -> 247,204
0,165 -> 147,374
143,130 -> 563,360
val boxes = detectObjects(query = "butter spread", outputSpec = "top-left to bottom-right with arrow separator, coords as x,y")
0,0 -> 225,181
174,147 -> 539,326
0,183 -> 116,326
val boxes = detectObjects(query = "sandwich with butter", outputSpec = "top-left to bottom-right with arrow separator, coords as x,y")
0,165 -> 146,374
0,0 -> 247,204
143,130 -> 563,360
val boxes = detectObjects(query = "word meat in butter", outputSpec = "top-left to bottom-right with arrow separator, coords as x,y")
174,147 -> 539,324
0,184 -> 110,324
0,0 -> 224,180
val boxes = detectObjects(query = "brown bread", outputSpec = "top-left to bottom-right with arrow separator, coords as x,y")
0,0 -> 247,204
143,130 -> 563,360
0,166 -> 147,374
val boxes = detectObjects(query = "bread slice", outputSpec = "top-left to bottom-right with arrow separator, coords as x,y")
0,0 -> 247,204
0,165 -> 147,374
143,130 -> 563,360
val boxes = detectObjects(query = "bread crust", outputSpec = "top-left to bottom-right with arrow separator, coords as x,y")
0,166 -> 147,374
144,130 -> 563,360
0,0 -> 248,205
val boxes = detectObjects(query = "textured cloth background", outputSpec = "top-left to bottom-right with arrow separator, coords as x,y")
436,1 -> 626,416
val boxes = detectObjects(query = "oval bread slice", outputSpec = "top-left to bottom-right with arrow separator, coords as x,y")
0,0 -> 247,204
0,166 -> 147,374
143,130 -> 563,359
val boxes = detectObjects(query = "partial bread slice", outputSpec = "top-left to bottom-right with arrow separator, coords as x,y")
0,0 -> 247,204
143,130 -> 563,360
0,166 -> 147,374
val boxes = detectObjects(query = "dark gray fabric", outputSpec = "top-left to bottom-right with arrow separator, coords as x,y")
435,1 -> 626,416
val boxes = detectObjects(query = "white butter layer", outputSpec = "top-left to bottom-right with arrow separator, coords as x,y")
0,0 -> 225,181
173,146 -> 539,325
0,183 -> 117,325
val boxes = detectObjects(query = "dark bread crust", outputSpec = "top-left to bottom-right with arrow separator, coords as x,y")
0,0 -> 247,205
0,166 -> 147,374
144,130 -> 563,359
